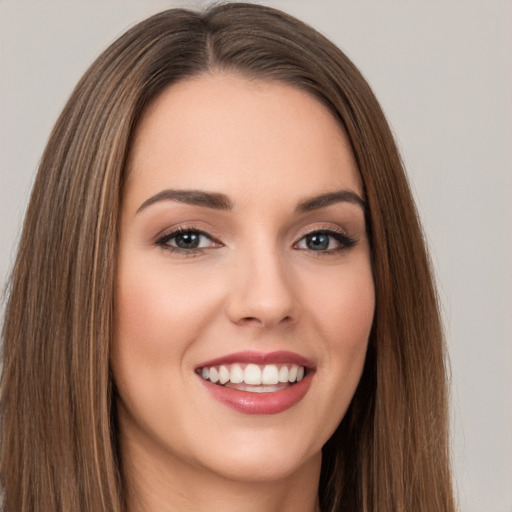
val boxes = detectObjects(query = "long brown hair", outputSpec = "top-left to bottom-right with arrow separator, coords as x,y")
1,4 -> 455,511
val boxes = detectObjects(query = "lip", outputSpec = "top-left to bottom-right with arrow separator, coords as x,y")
195,350 -> 314,370
196,350 -> 315,415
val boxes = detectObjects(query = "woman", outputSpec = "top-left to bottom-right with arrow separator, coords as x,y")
0,3 -> 455,511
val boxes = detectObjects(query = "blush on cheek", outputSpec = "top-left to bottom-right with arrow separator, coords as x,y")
319,280 -> 374,341
114,260 -> 225,366
112,286 -> 161,368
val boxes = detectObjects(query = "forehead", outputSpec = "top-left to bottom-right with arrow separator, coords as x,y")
125,73 -> 362,209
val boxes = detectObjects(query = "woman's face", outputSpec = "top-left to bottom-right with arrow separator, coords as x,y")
112,73 -> 374,484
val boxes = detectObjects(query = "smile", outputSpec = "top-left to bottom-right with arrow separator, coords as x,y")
197,363 -> 305,392
195,351 -> 314,414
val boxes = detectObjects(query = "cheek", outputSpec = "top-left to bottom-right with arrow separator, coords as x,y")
310,260 -> 375,350
113,258 -> 220,355
110,257 -> 227,406
306,260 -> 374,405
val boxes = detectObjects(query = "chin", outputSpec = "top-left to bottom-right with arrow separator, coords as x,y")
176,416 -> 329,484
197,442 -> 322,483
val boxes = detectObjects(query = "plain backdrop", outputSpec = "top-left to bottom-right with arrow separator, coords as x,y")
1,1 -> 511,511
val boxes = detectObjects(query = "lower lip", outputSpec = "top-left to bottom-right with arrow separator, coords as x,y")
198,373 -> 313,415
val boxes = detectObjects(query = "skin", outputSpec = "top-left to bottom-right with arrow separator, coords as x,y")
112,73 -> 375,512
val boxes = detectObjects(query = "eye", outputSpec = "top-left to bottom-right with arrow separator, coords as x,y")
155,228 -> 221,253
294,229 -> 356,253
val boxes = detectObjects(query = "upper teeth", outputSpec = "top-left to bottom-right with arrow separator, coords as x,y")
200,363 -> 305,386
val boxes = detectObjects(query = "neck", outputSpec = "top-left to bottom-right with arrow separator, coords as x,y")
121,433 -> 322,512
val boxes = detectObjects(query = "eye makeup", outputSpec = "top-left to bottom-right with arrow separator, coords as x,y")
155,226 -> 222,256
154,223 -> 358,258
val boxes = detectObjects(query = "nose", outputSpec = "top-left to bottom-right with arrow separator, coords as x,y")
225,246 -> 299,329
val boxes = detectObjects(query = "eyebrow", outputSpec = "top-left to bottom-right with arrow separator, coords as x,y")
295,190 -> 367,213
136,188 -> 366,214
137,189 -> 233,213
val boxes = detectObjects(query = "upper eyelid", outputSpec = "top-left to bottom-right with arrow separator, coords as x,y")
154,228 -> 221,256
293,226 -> 349,242
155,226 -> 219,243
157,225 -> 345,238
153,224 -> 355,247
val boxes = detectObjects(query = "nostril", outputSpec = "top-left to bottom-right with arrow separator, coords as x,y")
238,316 -> 263,326
237,315 -> 293,327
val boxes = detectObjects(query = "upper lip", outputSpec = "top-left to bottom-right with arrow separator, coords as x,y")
195,350 -> 315,370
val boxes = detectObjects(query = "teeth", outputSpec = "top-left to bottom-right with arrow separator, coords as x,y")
229,383 -> 285,393
244,364 -> 261,385
230,363 -> 244,384
219,365 -> 230,385
209,367 -> 219,383
261,364 -> 279,385
278,366 -> 289,382
199,363 -> 306,387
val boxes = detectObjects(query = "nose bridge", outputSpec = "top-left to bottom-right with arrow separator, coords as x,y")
226,236 -> 298,328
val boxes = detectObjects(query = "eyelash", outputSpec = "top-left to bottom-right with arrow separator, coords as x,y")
155,227 -> 221,256
154,226 -> 357,256
293,228 -> 357,255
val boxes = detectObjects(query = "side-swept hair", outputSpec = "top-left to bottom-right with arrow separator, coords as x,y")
1,4 -> 455,511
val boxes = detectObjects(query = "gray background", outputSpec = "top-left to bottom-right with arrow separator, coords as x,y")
1,1 -> 511,511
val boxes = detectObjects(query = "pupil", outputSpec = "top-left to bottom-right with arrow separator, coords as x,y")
176,232 -> 200,249
307,233 -> 329,250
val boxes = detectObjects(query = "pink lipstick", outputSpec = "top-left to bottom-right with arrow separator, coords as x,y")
196,350 -> 314,415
